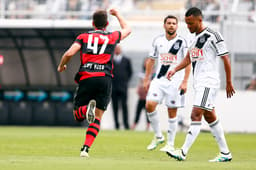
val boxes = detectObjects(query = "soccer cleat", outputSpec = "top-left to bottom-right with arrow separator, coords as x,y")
166,149 -> 186,161
209,152 -> 232,162
80,145 -> 89,157
86,99 -> 96,124
147,136 -> 165,150
160,144 -> 174,152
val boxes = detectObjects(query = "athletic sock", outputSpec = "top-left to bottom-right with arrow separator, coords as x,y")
84,118 -> 101,148
74,105 -> 87,121
167,117 -> 177,147
147,110 -> 163,138
209,119 -> 230,154
181,121 -> 201,155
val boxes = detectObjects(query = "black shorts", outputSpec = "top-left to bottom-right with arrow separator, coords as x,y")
73,76 -> 112,111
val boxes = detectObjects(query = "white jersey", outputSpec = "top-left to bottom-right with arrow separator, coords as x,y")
149,34 -> 188,85
189,27 -> 229,89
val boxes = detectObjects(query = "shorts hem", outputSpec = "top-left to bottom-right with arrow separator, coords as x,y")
193,105 -> 214,111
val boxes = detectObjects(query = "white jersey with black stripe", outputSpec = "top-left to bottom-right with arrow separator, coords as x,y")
189,27 -> 229,89
149,34 -> 188,85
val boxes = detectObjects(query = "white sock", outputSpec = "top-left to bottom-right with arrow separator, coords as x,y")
181,121 -> 201,155
147,110 -> 163,138
209,119 -> 230,154
167,117 -> 177,147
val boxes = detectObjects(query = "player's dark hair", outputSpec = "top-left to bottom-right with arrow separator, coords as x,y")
93,9 -> 108,29
185,7 -> 203,18
164,15 -> 178,24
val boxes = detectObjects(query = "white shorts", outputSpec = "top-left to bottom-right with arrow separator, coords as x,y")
193,87 -> 218,111
146,79 -> 185,108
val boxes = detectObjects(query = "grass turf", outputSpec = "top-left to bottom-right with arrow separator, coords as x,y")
0,126 -> 255,170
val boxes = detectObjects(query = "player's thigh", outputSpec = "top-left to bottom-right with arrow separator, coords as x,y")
146,80 -> 164,103
193,87 -> 218,111
165,85 -> 185,108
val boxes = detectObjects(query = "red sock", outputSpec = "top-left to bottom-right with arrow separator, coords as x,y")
84,118 -> 101,148
74,105 -> 87,121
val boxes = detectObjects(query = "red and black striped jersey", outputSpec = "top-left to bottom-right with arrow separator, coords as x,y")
74,29 -> 121,83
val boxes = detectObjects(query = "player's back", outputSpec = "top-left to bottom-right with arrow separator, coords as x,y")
74,30 -> 121,82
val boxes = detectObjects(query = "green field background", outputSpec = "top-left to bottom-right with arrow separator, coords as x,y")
0,126 -> 255,170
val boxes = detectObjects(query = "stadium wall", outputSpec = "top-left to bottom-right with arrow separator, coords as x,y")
101,88 -> 256,133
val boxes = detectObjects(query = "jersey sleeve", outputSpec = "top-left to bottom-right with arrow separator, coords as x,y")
112,31 -> 121,44
214,32 -> 229,56
181,38 -> 188,59
148,37 -> 158,59
74,34 -> 83,45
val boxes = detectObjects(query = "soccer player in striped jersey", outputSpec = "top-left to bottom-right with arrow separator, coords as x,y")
143,15 -> 191,152
166,7 -> 235,162
57,8 -> 131,157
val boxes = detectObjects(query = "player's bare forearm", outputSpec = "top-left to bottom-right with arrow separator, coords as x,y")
221,54 -> 235,97
110,8 -> 131,40
144,58 -> 155,80
143,58 -> 155,90
58,43 -> 81,72
175,52 -> 191,73
179,63 -> 191,93
222,55 -> 232,83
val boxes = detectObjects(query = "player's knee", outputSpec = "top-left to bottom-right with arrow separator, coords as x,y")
191,107 -> 204,121
145,102 -> 157,113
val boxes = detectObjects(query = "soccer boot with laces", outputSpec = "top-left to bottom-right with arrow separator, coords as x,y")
147,136 -> 165,150
80,145 -> 89,157
86,99 -> 96,124
166,149 -> 186,161
209,152 -> 232,162
160,144 -> 174,152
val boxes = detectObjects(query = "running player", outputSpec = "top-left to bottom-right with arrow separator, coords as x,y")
143,15 -> 191,152
57,8 -> 131,157
166,7 -> 235,162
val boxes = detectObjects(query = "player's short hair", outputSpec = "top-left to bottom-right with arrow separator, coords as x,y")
93,9 -> 108,29
164,15 -> 178,24
185,7 -> 203,18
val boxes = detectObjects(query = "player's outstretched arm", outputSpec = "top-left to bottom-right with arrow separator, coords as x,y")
109,8 -> 131,40
221,54 -> 235,98
57,43 -> 81,72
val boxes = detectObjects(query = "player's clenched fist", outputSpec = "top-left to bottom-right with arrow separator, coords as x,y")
109,8 -> 119,16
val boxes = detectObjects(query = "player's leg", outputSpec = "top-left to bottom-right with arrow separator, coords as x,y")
80,108 -> 104,157
146,99 -> 165,150
161,86 -> 184,152
204,109 -> 232,162
146,80 -> 165,150
80,76 -> 112,157
160,108 -> 177,152
167,87 -> 210,160
73,82 -> 95,123
167,107 -> 203,161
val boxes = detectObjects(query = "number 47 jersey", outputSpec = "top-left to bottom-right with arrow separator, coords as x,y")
74,30 -> 121,83
149,34 -> 188,85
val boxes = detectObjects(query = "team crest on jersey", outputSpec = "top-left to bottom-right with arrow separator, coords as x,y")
160,53 -> 177,65
190,47 -> 204,62
173,42 -> 180,50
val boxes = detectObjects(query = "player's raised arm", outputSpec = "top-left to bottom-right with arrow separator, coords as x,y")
57,43 -> 81,72
109,8 -> 131,40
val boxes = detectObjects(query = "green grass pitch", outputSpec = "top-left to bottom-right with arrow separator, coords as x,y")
0,126 -> 255,170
